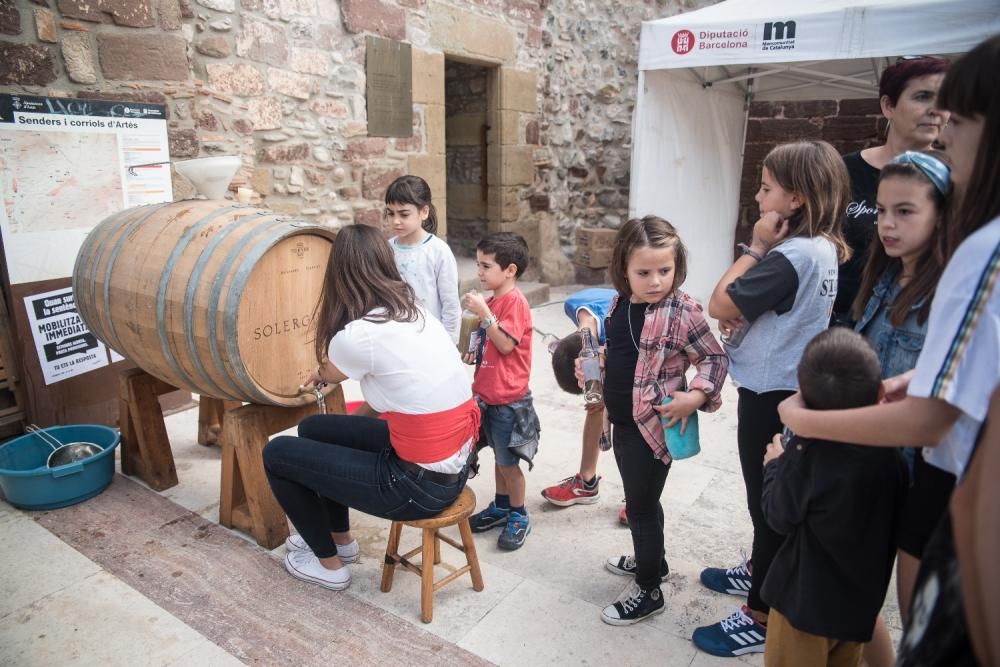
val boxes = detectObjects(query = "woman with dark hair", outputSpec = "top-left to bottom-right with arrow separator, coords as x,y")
833,56 -> 950,326
262,224 -> 479,591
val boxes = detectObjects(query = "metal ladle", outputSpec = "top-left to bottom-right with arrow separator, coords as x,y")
26,425 -> 103,468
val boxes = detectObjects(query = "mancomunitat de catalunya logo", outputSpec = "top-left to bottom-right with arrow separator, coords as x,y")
671,28 -> 750,54
762,20 -> 797,51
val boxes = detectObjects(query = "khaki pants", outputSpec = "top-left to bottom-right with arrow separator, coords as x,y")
764,608 -> 864,667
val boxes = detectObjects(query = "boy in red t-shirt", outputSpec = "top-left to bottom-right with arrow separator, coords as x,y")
462,232 -> 538,550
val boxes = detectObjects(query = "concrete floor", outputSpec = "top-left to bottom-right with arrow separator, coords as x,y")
0,285 -> 901,666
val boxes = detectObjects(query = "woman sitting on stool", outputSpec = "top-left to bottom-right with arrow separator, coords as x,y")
263,223 -> 479,591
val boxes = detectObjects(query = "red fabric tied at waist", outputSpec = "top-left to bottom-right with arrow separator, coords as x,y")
381,397 -> 481,464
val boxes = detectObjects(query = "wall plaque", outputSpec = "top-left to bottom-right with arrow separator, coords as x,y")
366,36 -> 413,138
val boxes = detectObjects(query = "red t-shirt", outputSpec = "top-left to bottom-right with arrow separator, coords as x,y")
472,287 -> 532,405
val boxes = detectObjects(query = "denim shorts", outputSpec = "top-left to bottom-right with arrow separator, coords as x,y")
482,403 -> 518,467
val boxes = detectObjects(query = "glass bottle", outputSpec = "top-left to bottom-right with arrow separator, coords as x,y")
458,304 -> 481,355
720,316 -> 750,348
580,328 -> 603,404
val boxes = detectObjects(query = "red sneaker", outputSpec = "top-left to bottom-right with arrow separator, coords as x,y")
618,505 -> 629,526
541,474 -> 600,506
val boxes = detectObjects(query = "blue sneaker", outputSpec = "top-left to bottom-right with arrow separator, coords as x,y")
692,606 -> 766,657
700,553 -> 752,596
497,511 -> 530,550
470,502 -> 509,533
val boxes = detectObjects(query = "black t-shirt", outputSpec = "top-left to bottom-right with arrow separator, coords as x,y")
836,151 -> 881,320
603,299 -> 645,426
726,251 -> 800,323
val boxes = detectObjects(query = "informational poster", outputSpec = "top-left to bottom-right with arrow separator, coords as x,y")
366,36 -> 412,138
23,287 -> 110,385
0,94 -> 172,285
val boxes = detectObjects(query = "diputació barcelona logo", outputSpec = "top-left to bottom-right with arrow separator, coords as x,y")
672,30 -> 695,55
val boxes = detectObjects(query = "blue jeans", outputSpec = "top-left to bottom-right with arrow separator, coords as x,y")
482,404 -> 518,467
263,414 -> 467,558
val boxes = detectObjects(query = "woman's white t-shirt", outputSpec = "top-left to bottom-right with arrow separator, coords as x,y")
327,307 -> 472,472
909,216 -> 1000,477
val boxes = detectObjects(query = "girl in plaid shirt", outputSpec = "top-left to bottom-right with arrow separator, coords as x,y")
583,215 -> 728,626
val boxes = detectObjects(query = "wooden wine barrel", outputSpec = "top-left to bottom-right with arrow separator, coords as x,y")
72,200 -> 335,406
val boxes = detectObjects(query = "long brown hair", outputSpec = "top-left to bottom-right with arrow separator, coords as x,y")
312,224 -> 420,361
609,215 -> 688,299
762,141 -> 852,263
937,34 -> 1000,259
851,150 -> 950,326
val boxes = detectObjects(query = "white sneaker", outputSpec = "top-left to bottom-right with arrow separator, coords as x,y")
283,550 -> 352,590
284,534 -> 360,563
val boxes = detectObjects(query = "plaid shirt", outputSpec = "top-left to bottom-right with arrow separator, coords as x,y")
600,290 -> 729,463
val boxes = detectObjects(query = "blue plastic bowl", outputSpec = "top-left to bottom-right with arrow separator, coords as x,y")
0,425 -> 120,510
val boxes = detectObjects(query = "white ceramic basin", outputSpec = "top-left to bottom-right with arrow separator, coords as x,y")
174,156 -> 242,200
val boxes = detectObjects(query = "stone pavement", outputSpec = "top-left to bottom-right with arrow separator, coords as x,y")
0,285 -> 901,666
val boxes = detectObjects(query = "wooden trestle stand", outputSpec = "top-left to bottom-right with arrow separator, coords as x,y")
118,368 -> 345,549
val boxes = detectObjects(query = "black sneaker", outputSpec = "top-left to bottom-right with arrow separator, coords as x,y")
600,584 -> 665,625
605,554 -> 670,581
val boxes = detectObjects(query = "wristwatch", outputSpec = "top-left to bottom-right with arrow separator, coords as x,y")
481,312 -> 496,328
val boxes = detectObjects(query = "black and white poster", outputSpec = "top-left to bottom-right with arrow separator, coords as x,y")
23,287 -> 109,385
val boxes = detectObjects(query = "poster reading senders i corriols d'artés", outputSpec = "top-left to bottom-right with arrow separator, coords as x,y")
0,93 -> 172,286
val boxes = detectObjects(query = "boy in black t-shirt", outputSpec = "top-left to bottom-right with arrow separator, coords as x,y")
760,328 -> 905,666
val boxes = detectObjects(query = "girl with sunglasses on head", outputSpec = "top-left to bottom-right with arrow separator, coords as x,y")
850,149 -> 952,667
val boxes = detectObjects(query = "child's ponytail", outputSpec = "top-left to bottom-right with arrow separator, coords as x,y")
423,202 -> 438,235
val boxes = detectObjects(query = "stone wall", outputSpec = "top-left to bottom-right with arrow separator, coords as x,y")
0,0 -> 722,283
530,0 -> 717,257
734,97 -> 884,250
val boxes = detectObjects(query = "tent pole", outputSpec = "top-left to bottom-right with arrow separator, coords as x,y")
784,66 -> 875,88
706,61 -> 822,87
740,67 -> 754,168
761,73 -> 875,97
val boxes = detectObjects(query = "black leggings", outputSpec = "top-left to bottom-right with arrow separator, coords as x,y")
263,414 -> 466,559
613,422 -> 671,590
737,387 -> 794,614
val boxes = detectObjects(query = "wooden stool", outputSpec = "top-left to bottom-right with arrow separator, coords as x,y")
380,487 -> 484,623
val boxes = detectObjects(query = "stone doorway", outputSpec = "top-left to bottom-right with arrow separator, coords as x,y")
443,59 -> 498,261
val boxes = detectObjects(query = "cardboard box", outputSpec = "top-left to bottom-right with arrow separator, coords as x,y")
575,227 -> 617,250
574,246 -> 613,269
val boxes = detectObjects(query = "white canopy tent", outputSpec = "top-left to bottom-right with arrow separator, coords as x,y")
630,0 -> 1000,301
